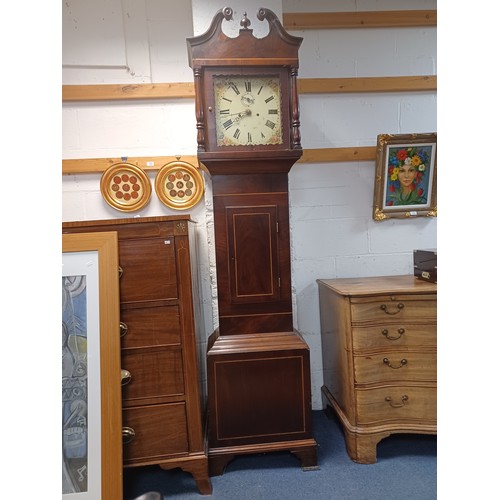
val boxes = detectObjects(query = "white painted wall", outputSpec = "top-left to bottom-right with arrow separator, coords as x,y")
62,0 -> 437,410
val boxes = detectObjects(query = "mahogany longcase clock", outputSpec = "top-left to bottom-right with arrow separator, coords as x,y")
187,7 -> 317,475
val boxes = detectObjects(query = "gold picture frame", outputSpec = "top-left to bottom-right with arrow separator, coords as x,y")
62,232 -> 122,500
100,162 -> 152,212
373,133 -> 437,221
155,160 -> 205,210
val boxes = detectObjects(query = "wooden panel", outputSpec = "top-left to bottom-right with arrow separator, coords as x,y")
352,323 -> 436,351
122,403 -> 189,462
298,146 -> 376,163
210,353 -> 308,445
62,155 -> 200,175
350,296 -> 437,323
120,304 -> 181,349
356,386 -> 436,424
226,205 -> 279,304
62,82 -> 194,101
298,75 -> 436,94
214,188 -> 293,334
354,351 -> 437,384
121,348 -> 184,405
119,238 -> 178,303
219,312 -> 293,336
62,75 -> 436,104
283,10 -> 437,30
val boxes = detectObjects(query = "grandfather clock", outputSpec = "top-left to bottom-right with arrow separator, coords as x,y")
187,7 -> 317,475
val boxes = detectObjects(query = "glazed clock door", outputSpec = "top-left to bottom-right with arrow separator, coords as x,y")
213,74 -> 283,147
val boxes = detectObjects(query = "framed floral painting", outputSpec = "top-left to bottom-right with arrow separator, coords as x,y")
372,133 -> 437,221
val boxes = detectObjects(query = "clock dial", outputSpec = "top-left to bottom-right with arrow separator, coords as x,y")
213,75 -> 283,147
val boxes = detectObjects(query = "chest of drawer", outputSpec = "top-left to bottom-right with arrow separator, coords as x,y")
121,348 -> 185,406
354,351 -> 437,385
350,295 -> 436,324
356,385 -> 436,425
119,238 -> 178,303
120,304 -> 181,349
352,323 -> 436,351
122,403 -> 189,463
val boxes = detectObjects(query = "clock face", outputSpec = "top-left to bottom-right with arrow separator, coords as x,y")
213,75 -> 283,147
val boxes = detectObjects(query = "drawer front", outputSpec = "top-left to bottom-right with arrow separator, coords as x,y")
121,349 -> 184,403
352,323 -> 436,351
119,238 -> 178,303
350,295 -> 436,323
120,305 -> 181,349
122,403 -> 189,462
356,386 -> 436,425
354,352 -> 436,384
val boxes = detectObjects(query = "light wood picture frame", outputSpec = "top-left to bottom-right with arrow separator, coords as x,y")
62,232 -> 122,500
373,133 -> 437,221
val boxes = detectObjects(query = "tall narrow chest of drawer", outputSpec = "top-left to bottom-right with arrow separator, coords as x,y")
63,215 -> 212,494
317,275 -> 437,464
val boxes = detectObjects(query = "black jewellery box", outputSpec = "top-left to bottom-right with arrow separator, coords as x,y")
413,249 -> 437,283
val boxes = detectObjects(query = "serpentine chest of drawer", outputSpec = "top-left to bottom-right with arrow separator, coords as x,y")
62,215 -> 211,494
317,275 -> 436,464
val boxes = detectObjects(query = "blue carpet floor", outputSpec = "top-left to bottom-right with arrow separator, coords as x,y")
123,409 -> 437,499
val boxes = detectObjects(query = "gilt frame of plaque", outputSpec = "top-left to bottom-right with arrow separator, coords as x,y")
155,160 -> 205,210
373,133 -> 437,221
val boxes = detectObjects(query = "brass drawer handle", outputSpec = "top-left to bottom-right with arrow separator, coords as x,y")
382,328 -> 405,340
385,395 -> 409,408
122,427 -> 136,444
380,302 -> 405,315
119,322 -> 128,337
383,357 -> 407,369
118,265 -> 123,278
121,369 -> 132,385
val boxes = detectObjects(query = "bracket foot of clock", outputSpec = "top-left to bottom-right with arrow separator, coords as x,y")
207,438 -> 318,477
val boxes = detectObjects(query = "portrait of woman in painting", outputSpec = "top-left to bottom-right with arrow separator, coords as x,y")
384,144 -> 432,207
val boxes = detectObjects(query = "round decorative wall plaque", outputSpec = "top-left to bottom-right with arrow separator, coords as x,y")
155,160 -> 205,210
100,163 -> 152,212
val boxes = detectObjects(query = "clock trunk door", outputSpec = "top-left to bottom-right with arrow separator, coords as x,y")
213,185 -> 293,335
226,204 -> 280,304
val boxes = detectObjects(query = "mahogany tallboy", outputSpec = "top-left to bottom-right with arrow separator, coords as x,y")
317,275 -> 437,463
62,216 -> 212,494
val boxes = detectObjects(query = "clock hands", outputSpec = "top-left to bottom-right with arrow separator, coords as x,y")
230,108 -> 251,121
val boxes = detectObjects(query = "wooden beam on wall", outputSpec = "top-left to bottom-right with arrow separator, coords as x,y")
62,82 -> 195,102
62,75 -> 436,102
298,75 -> 436,94
298,147 -> 376,163
62,155 -> 200,175
283,10 -> 437,30
62,148 -> 377,175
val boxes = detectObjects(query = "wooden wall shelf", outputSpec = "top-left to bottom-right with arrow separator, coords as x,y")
62,148 -> 377,175
62,76 -> 436,102
283,10 -> 437,30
